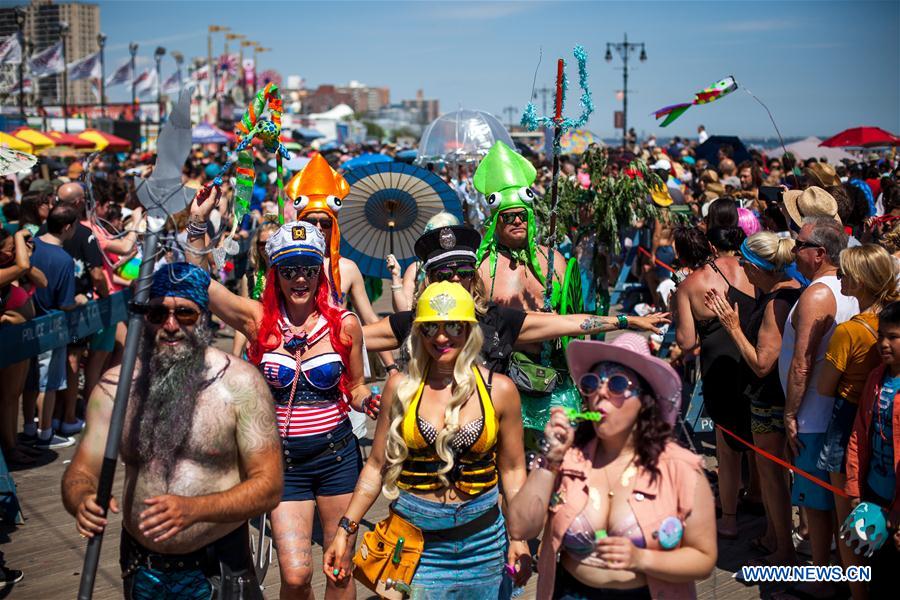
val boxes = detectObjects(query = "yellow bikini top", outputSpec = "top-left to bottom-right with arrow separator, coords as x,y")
397,366 -> 499,496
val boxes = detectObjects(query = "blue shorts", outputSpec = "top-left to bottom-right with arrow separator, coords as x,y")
791,433 -> 835,511
281,419 -> 362,502
816,396 -> 857,474
89,324 -> 117,352
653,245 -> 676,279
26,346 -> 68,393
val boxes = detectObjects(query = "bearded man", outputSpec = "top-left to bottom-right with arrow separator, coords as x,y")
61,262 -> 282,599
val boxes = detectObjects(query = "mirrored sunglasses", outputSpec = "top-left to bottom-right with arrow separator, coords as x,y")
419,321 -> 465,338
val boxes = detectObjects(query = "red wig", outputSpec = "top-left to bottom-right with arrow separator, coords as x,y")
248,268 -> 353,397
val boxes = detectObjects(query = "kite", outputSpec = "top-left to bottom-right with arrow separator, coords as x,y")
652,76 -> 738,127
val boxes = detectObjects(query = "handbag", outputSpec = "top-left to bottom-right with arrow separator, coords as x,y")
353,511 -> 424,599
508,351 -> 560,395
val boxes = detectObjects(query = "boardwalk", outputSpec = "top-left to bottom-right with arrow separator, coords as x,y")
1,321 -> 816,599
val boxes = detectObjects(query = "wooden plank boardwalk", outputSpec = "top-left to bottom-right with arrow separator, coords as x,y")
1,322 -> 803,599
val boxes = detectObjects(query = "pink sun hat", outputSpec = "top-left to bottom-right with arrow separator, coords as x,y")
566,332 -> 681,426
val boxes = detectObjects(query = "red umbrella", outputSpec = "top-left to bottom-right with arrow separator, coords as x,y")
819,126 -> 900,148
46,130 -> 94,149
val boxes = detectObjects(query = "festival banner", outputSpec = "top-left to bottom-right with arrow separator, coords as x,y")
28,42 -> 64,78
161,71 -> 182,94
67,51 -> 101,82
134,68 -> 158,98
0,34 -> 22,65
106,58 -> 132,87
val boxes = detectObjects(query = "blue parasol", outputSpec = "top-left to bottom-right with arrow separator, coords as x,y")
341,153 -> 393,170
342,162 -> 463,279
192,121 -> 229,144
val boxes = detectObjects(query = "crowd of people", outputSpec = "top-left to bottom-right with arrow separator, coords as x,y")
0,112 -> 899,600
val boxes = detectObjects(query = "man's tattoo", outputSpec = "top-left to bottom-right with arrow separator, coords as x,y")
580,316 -> 613,333
227,370 -> 279,454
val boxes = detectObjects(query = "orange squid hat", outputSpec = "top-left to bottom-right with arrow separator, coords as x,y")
285,154 -> 350,303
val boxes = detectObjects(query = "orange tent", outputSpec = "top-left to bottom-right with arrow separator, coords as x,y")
77,129 -> 132,152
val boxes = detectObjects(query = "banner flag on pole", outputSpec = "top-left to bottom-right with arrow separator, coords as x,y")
106,59 -> 132,87
0,34 -> 22,65
67,51 -> 101,82
28,42 -> 64,78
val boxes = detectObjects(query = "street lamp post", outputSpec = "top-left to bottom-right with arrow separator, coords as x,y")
208,25 -> 228,123
253,46 -> 269,85
129,42 -> 138,120
240,39 -> 255,99
605,33 -> 646,149
171,51 -> 184,90
59,21 -> 69,132
97,32 -> 106,117
225,32 -> 244,99
154,46 -> 166,122
15,8 -> 25,119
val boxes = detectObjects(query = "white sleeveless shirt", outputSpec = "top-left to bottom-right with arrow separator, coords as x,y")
778,274 -> 859,433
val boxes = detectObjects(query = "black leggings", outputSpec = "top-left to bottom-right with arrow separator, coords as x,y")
553,563 -> 652,600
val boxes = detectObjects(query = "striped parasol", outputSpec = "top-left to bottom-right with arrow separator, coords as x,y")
341,162 -> 463,279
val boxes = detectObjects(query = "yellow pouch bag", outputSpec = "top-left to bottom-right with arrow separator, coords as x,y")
353,511 -> 423,599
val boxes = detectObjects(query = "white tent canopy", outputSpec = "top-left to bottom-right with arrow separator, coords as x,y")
767,136 -> 857,162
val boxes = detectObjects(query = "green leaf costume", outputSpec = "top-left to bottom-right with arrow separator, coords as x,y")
474,141 -> 545,285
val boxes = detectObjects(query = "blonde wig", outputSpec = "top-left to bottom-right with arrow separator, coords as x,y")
382,321 -> 485,499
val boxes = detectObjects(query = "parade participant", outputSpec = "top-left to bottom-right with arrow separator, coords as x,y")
187,197 -> 371,598
363,224 -> 669,374
506,334 -> 717,599
704,232 -> 801,565
779,217 -> 857,599
323,282 -> 531,598
61,262 -> 282,599
286,153 -> 399,375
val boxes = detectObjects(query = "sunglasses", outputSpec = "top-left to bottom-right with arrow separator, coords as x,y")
792,239 -> 822,252
577,364 -> 641,404
145,306 -> 201,326
429,264 -> 477,282
304,217 -> 333,229
419,321 -> 465,338
277,264 -> 321,280
499,210 -> 528,225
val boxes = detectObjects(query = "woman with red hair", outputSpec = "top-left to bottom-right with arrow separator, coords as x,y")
188,195 -> 370,599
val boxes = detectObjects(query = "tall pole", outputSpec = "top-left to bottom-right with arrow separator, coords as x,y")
60,21 -> 69,132
154,46 -> 165,123
129,42 -> 138,121
605,34 -> 646,149
226,33 -> 244,102
241,39 -> 255,99
16,9 -> 25,119
97,33 -> 106,117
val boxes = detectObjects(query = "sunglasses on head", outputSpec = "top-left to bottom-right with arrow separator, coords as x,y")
145,305 -> 201,326
419,321 -> 465,338
277,264 -> 321,280
429,263 -> 476,282
304,217 -> 333,229
499,210 -> 528,225
577,363 -> 642,404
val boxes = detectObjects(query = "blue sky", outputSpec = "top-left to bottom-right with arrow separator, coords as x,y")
94,0 -> 898,140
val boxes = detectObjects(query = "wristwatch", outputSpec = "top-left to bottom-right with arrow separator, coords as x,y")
338,516 -> 359,535
385,364 -> 400,374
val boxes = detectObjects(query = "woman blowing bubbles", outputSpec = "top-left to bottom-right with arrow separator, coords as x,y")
324,282 -> 531,599
506,334 -> 717,599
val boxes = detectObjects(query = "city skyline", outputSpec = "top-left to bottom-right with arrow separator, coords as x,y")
13,0 -> 900,139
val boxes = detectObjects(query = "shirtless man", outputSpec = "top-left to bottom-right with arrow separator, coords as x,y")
61,262 -> 282,599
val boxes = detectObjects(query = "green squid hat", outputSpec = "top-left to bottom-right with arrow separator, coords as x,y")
474,141 -> 545,284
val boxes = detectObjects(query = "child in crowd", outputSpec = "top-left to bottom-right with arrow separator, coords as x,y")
845,300 -> 900,597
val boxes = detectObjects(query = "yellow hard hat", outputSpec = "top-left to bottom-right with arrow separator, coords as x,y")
414,281 -> 477,323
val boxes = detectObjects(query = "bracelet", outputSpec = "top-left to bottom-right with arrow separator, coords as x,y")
338,516 -> 359,535
391,284 -> 403,291
617,314 -> 629,329
187,221 -> 208,240
385,364 -> 400,373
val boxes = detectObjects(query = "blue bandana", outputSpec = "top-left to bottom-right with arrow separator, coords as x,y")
739,239 -> 777,272
150,262 -> 211,310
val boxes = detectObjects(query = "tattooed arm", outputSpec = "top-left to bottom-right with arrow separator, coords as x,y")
516,311 -> 671,344
138,360 -> 282,543
62,366 -> 121,537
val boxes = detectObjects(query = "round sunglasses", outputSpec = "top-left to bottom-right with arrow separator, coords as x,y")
419,321 -> 465,338
429,264 -> 476,282
277,264 -> 321,281
577,364 -> 642,403
145,306 -> 201,326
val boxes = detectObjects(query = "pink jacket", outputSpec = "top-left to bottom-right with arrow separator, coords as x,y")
536,439 -> 705,600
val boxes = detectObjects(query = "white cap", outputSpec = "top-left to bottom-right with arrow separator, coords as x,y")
651,159 -> 671,171
265,221 -> 327,266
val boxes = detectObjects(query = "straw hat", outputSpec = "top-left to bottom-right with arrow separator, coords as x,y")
783,186 -> 841,227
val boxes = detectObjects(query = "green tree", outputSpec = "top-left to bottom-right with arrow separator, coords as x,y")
362,121 -> 385,139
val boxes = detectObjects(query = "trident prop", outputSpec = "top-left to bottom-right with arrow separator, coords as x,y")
521,46 -> 593,363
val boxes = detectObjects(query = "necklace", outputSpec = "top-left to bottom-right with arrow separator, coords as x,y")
601,454 -> 637,498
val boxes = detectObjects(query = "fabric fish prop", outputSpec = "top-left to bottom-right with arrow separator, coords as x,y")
652,76 -> 738,127
285,154 -> 350,303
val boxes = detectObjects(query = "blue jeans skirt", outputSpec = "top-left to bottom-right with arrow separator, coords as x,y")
816,396 -> 857,474
392,487 -> 511,600
281,419 -> 362,501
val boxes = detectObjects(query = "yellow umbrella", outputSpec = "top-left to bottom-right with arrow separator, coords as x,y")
77,129 -> 110,151
0,131 -> 32,153
12,128 -> 55,154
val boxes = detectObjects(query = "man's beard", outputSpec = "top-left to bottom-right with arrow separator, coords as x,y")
129,319 -> 215,480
